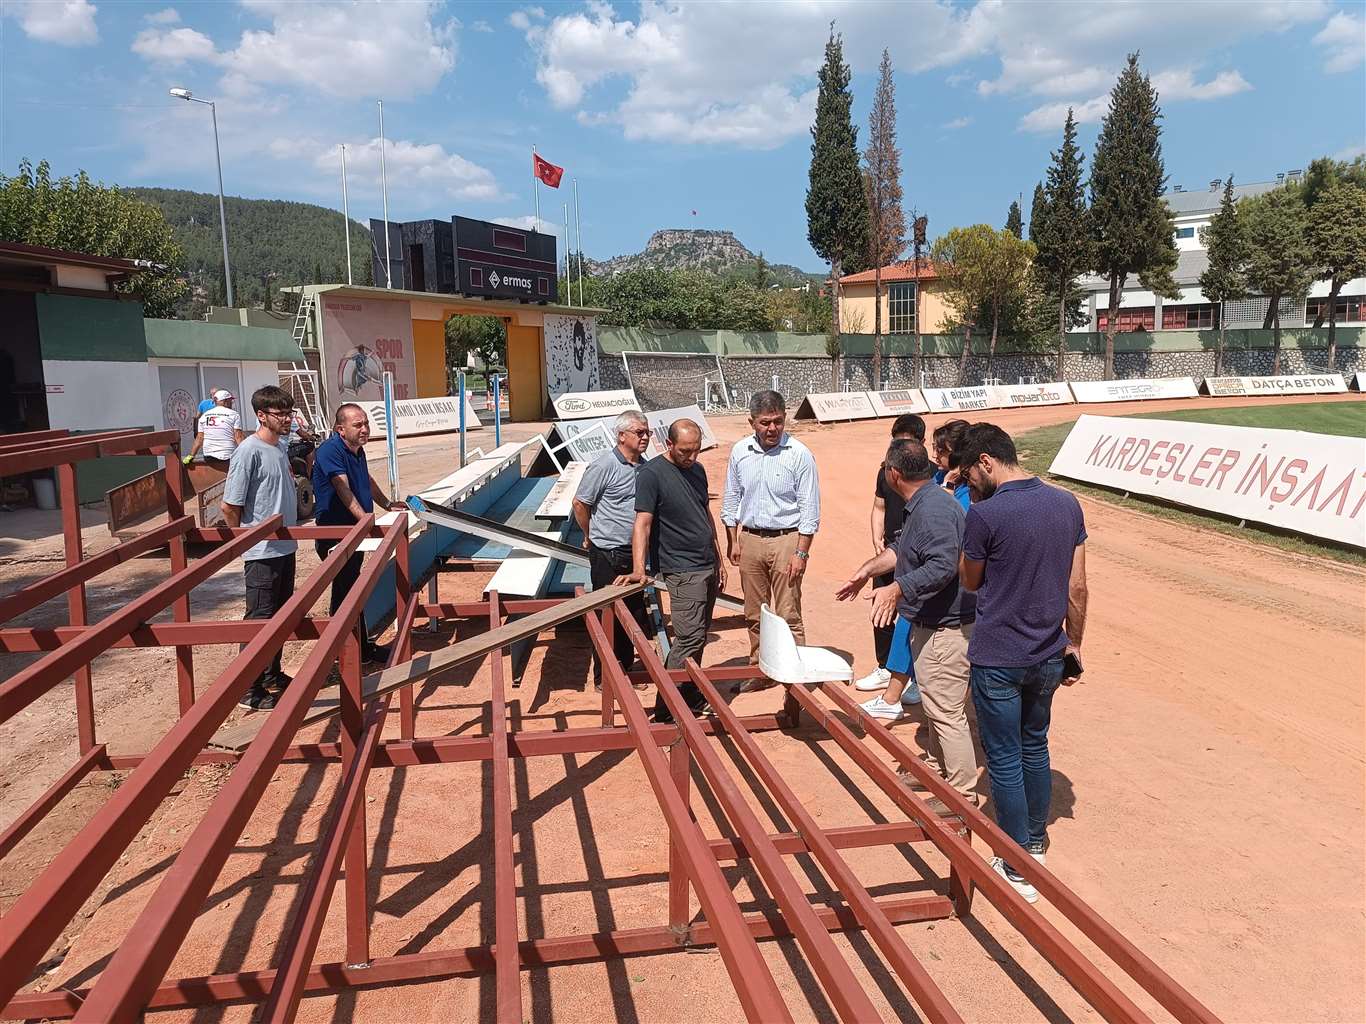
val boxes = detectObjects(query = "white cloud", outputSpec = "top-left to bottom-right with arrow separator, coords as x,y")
2,0 -> 98,46
314,138 -> 503,202
145,7 -> 180,24
472,19 -> 493,32
1018,95 -> 1110,134
132,25 -> 215,64
943,116 -> 973,130
129,1 -> 457,99
1313,10 -> 1366,73
1151,68 -> 1252,101
507,7 -> 545,31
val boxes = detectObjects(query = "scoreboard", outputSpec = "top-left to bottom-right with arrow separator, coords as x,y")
368,215 -> 558,304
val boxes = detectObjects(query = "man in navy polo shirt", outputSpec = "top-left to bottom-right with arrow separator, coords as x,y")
313,403 -> 403,664
957,422 -> 1088,905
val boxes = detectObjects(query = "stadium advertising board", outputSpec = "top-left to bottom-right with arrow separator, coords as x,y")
646,404 -> 718,452
319,296 -> 418,402
359,395 -> 482,440
921,386 -> 996,412
552,389 -> 639,420
989,382 -> 1074,407
1203,374 -> 1348,397
1068,377 -> 1199,403
1354,371 -> 1366,392
557,416 -> 664,463
794,391 -> 878,422
453,215 -> 557,302
867,389 -> 930,416
1050,414 -> 1366,548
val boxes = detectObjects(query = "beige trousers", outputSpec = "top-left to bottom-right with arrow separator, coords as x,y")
738,529 -> 804,662
911,622 -> 979,804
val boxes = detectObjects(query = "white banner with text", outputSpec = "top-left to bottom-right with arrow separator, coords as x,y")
921,386 -> 997,412
1050,415 -> 1366,547
793,391 -> 878,422
646,404 -> 718,452
360,395 -> 482,439
1203,373 -> 1348,397
551,389 -> 641,420
1068,377 -> 1199,403
867,389 -> 930,416
989,382 -> 1075,408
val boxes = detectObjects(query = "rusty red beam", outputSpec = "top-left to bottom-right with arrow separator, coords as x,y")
486,592 -> 523,1024
70,517 -> 403,1022
261,692 -> 392,1022
0,516 -> 193,626
417,599 -> 565,617
0,516 -> 374,1008
0,617 -> 332,652
1,893 -> 953,1021
0,744 -> 106,861
189,524 -> 383,543
583,607 -> 793,1024
686,663 -> 962,1024
619,606 -> 882,1024
791,685 -> 1154,1024
0,428 -> 146,473
0,428 -> 70,451
820,685 -> 1221,1024
0,515 -> 284,725
54,461 -> 97,753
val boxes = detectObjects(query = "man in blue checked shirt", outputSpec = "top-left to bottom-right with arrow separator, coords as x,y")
721,390 -> 820,677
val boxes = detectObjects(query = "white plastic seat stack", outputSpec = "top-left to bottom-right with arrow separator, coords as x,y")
758,603 -> 853,686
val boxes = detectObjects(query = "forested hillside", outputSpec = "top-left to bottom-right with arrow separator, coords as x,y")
128,188 -> 372,317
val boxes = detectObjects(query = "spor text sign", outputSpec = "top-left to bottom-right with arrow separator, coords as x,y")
1050,414 -> 1366,548
1203,374 -> 1348,397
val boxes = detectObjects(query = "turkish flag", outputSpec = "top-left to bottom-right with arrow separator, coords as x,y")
533,153 -> 564,188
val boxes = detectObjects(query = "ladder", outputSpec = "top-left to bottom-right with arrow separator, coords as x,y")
281,293 -> 324,429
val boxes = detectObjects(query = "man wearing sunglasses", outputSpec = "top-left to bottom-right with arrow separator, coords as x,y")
572,409 -> 653,685
221,385 -> 300,711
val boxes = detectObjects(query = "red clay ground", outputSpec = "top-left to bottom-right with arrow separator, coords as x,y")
2,394 -> 1363,1022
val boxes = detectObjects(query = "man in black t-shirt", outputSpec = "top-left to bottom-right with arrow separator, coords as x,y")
616,418 -> 727,722
856,414 -> 926,703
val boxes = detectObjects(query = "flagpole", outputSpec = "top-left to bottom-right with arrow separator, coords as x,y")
340,143 -> 353,285
378,99 -> 392,288
532,145 -> 540,233
573,177 -> 584,307
563,202 -> 571,305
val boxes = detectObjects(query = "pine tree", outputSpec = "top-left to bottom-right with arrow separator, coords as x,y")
862,48 -> 907,390
1242,187 -> 1313,375
1197,177 -> 1248,376
1005,200 -> 1023,238
1034,108 -> 1093,380
1089,54 -> 1179,378
807,26 -> 870,341
1306,182 -> 1366,369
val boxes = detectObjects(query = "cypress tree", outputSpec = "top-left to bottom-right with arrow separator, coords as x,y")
807,26 -> 870,339
1089,54 -> 1179,378
1034,108 -> 1093,380
1005,200 -> 1023,238
862,48 -> 907,390
1197,176 -> 1248,376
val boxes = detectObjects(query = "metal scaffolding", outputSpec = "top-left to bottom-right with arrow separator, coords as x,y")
0,427 -> 1219,1023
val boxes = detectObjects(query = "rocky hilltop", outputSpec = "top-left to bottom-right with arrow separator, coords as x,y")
588,229 -> 819,285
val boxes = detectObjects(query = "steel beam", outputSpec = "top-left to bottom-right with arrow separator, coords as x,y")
0,517 -> 374,1009
583,604 -> 793,1023
70,518 -> 402,1022
0,744 -> 105,861
486,592 -> 523,1023
0,618 -> 331,652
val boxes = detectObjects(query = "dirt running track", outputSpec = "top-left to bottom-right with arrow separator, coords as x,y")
1,395 -> 1363,1022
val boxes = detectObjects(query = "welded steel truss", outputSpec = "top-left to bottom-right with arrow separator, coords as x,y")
0,428 -> 1219,1023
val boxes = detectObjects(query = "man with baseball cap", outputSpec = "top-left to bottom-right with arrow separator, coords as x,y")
185,388 -> 244,472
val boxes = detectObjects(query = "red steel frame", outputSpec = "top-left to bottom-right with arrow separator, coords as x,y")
0,430 -> 1220,1023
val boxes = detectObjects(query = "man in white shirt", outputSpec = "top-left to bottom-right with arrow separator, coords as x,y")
185,389 -> 244,471
721,390 -> 820,672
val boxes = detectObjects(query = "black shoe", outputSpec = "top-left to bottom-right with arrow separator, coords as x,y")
264,672 -> 293,692
237,686 -> 278,711
362,642 -> 391,665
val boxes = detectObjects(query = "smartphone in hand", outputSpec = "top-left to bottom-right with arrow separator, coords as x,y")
1062,651 -> 1084,679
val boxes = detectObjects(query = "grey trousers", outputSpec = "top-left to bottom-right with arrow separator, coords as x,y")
653,567 -> 717,720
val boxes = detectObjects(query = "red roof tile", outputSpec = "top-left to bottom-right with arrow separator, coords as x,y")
840,261 -> 942,285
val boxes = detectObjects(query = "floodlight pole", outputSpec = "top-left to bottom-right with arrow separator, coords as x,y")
341,144 -> 353,286
170,89 -> 233,307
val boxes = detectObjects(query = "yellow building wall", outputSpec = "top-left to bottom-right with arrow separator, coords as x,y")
412,319 -> 446,398
505,321 -> 545,421
837,281 -> 952,335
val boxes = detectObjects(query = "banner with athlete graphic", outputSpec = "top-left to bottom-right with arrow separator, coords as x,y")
318,295 -> 417,405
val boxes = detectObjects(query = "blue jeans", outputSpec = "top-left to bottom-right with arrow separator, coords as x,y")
970,657 -> 1065,851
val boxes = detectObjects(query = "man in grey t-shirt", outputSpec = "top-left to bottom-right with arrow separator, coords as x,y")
572,410 -> 652,684
222,385 -> 299,711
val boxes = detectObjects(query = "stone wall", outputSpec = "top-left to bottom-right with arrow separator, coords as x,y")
598,346 -> 1364,410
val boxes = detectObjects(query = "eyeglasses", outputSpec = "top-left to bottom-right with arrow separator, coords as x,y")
263,408 -> 293,419
624,429 -> 651,437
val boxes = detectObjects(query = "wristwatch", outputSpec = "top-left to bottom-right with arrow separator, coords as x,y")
794,550 -> 809,559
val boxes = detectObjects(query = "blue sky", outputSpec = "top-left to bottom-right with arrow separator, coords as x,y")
1,0 -> 1363,272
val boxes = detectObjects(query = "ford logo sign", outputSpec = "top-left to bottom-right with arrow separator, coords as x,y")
560,398 -> 591,412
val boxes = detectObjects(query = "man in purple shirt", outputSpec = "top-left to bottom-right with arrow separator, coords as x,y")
957,423 -> 1088,905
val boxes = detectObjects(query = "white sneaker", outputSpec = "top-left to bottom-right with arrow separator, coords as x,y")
1026,840 -> 1047,866
900,677 -> 922,705
991,856 -> 1039,904
854,666 -> 891,691
860,696 -> 904,721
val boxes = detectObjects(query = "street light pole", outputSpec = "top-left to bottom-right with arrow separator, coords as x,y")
170,88 -> 234,307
